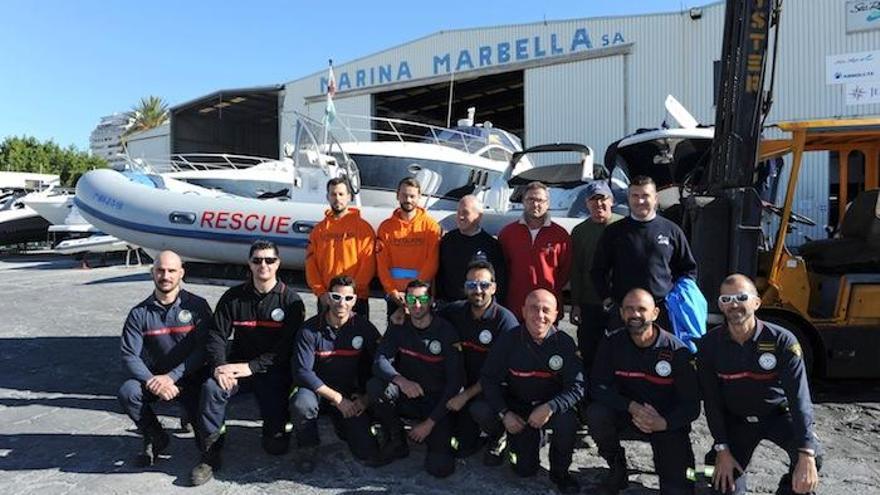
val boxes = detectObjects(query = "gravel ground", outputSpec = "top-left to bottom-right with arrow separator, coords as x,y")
0,253 -> 878,494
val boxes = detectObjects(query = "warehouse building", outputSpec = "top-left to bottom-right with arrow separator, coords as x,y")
130,0 -> 880,244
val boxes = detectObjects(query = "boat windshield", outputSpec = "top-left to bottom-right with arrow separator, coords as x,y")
350,153 -> 501,202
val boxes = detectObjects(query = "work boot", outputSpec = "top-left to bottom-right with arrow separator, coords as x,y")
135,419 -> 169,467
365,426 -> 408,467
261,431 -> 290,455
295,445 -> 318,474
190,448 -> 222,486
549,470 -> 581,494
599,449 -> 629,494
483,434 -> 507,467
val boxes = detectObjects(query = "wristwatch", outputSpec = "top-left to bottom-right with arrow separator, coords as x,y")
497,409 -> 508,421
713,443 -> 729,452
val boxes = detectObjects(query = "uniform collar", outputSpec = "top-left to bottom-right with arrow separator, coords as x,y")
721,318 -> 765,343
149,290 -> 182,309
246,279 -> 284,296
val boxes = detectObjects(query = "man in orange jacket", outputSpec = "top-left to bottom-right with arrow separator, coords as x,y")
376,177 -> 441,321
305,177 -> 376,316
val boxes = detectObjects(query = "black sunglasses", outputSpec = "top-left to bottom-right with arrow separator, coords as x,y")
250,257 -> 279,265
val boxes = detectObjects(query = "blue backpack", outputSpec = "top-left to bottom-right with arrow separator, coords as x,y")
665,277 -> 707,353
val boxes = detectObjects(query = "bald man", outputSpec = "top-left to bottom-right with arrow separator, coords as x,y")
436,195 -> 507,304
587,287 -> 699,495
698,274 -> 820,495
118,251 -> 214,467
476,289 -> 584,493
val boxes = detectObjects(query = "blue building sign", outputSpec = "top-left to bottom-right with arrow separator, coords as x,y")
319,27 -> 626,93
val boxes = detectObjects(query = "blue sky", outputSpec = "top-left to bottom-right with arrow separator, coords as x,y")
0,0 -> 697,150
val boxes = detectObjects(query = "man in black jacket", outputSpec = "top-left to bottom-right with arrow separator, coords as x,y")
587,288 -> 700,495
475,288 -> 584,494
698,274 -> 819,495
366,280 -> 463,478
191,240 -> 305,486
591,175 -> 697,330
118,250 -> 212,467
290,275 -> 381,472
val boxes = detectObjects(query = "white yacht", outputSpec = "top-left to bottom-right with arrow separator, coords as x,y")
0,174 -> 58,247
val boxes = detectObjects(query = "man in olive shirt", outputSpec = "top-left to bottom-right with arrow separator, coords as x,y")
570,180 -> 622,373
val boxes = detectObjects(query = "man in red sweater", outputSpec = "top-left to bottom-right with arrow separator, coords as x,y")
498,182 -> 571,321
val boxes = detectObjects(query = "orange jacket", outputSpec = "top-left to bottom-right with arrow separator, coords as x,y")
305,207 -> 376,299
376,207 -> 441,294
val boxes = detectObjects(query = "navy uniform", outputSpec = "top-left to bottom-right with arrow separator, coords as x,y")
118,290 -> 212,460
199,280 -> 304,456
366,317 -> 463,477
587,326 -> 700,494
476,325 -> 584,478
439,299 -> 519,456
698,320 -> 820,495
291,313 -> 382,461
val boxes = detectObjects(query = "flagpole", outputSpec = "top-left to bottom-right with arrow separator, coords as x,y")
322,59 -> 334,148
446,68 -> 455,128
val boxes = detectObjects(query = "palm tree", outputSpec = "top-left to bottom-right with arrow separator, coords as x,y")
125,96 -> 169,134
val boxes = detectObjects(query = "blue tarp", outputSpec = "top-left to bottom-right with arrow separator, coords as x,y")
665,277 -> 707,353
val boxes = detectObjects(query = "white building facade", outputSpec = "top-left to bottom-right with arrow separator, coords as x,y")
89,113 -> 133,169
281,0 -> 880,244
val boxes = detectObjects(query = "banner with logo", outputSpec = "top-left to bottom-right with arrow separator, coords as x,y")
826,50 -> 880,85
847,1 -> 880,34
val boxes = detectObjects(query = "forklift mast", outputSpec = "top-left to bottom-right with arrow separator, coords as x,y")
685,0 -> 780,304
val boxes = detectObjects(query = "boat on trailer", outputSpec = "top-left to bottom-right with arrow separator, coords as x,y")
74,112 -> 593,269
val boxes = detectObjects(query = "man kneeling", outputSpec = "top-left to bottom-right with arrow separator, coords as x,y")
587,288 -> 699,495
366,280 -> 463,477
476,288 -> 583,493
290,275 -> 382,472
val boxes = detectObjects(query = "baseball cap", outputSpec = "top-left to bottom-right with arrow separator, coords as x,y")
584,180 -> 613,199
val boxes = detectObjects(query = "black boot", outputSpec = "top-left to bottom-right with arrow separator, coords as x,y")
261,431 -> 290,456
135,418 -> 169,467
599,448 -> 628,494
483,433 -> 507,467
365,426 -> 409,467
549,470 -> 581,494
190,444 -> 222,486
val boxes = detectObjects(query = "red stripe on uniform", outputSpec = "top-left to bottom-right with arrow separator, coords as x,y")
717,371 -> 778,381
232,320 -> 283,329
509,368 -> 555,379
143,325 -> 194,337
461,341 -> 489,353
614,370 -> 674,385
399,347 -> 445,363
315,349 -> 361,358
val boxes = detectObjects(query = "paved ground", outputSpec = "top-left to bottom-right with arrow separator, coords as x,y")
0,253 -> 878,494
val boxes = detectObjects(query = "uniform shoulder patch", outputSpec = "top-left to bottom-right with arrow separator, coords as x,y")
788,343 -> 802,358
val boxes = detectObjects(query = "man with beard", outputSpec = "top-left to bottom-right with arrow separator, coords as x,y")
376,177 -> 442,322
306,177 -> 376,316
436,195 -> 507,304
366,280 -> 462,477
587,288 -> 699,495
569,180 -> 622,374
290,275 -> 382,473
477,289 -> 583,494
698,274 -> 819,495
118,250 -> 213,467
591,176 -> 697,330
191,240 -> 305,486
439,260 -> 518,462
498,182 -> 571,321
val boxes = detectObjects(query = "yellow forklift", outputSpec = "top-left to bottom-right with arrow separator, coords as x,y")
754,119 -> 880,378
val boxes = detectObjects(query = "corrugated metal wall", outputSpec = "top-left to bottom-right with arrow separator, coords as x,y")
280,0 -> 880,244
524,55 -> 625,159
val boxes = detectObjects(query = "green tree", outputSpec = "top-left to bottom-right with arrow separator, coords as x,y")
0,136 -> 106,187
126,95 -> 169,134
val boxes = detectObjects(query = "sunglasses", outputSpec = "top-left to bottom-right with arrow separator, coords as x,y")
464,280 -> 493,291
718,293 -> 752,305
328,292 -> 357,303
250,257 -> 278,265
405,294 -> 431,305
